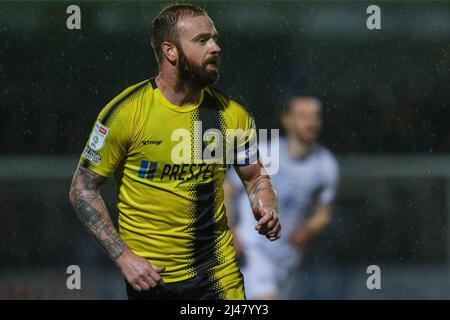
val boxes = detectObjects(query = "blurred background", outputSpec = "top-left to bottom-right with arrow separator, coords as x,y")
1,0 -> 450,299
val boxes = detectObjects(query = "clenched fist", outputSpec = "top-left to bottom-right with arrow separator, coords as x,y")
116,249 -> 166,291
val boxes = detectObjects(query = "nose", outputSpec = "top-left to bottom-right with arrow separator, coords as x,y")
210,39 -> 221,54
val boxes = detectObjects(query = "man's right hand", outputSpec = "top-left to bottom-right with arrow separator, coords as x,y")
115,249 -> 166,291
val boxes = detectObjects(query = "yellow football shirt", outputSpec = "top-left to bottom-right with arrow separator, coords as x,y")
79,78 -> 257,299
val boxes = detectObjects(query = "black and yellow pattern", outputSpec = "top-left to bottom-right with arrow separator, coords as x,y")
79,78 -> 254,299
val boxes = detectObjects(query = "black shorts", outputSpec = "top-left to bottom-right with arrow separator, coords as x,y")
125,270 -> 246,300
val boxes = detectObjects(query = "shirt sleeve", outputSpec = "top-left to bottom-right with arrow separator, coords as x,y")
318,154 -> 340,204
233,105 -> 258,167
79,97 -> 133,177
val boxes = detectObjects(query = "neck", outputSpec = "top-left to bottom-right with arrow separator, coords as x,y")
155,71 -> 202,107
286,134 -> 313,159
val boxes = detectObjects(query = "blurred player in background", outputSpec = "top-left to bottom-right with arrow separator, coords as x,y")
224,96 -> 339,299
69,4 -> 280,300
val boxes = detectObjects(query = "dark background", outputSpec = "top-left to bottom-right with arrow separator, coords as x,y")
1,1 -> 450,299
3,1 -> 450,154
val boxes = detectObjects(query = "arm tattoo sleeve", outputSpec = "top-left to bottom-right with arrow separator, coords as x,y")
69,166 -> 127,260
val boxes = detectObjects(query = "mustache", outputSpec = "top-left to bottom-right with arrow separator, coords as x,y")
204,55 -> 221,65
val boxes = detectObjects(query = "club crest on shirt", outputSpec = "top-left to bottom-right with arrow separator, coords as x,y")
88,121 -> 109,151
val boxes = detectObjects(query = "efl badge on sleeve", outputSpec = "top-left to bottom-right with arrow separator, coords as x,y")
88,121 -> 109,151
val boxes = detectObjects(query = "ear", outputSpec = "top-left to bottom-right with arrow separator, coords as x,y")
161,41 -> 178,64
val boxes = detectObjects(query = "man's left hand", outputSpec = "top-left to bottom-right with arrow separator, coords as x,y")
253,206 -> 281,241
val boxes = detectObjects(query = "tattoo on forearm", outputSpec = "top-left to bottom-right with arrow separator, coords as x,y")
70,167 -> 127,260
249,185 -> 268,208
248,175 -> 279,211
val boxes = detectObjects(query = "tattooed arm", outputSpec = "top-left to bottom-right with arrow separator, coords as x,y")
69,165 -> 126,259
69,165 -> 165,291
233,160 -> 281,241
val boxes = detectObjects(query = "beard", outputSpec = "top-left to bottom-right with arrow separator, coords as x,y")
297,130 -> 319,144
178,47 -> 220,88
